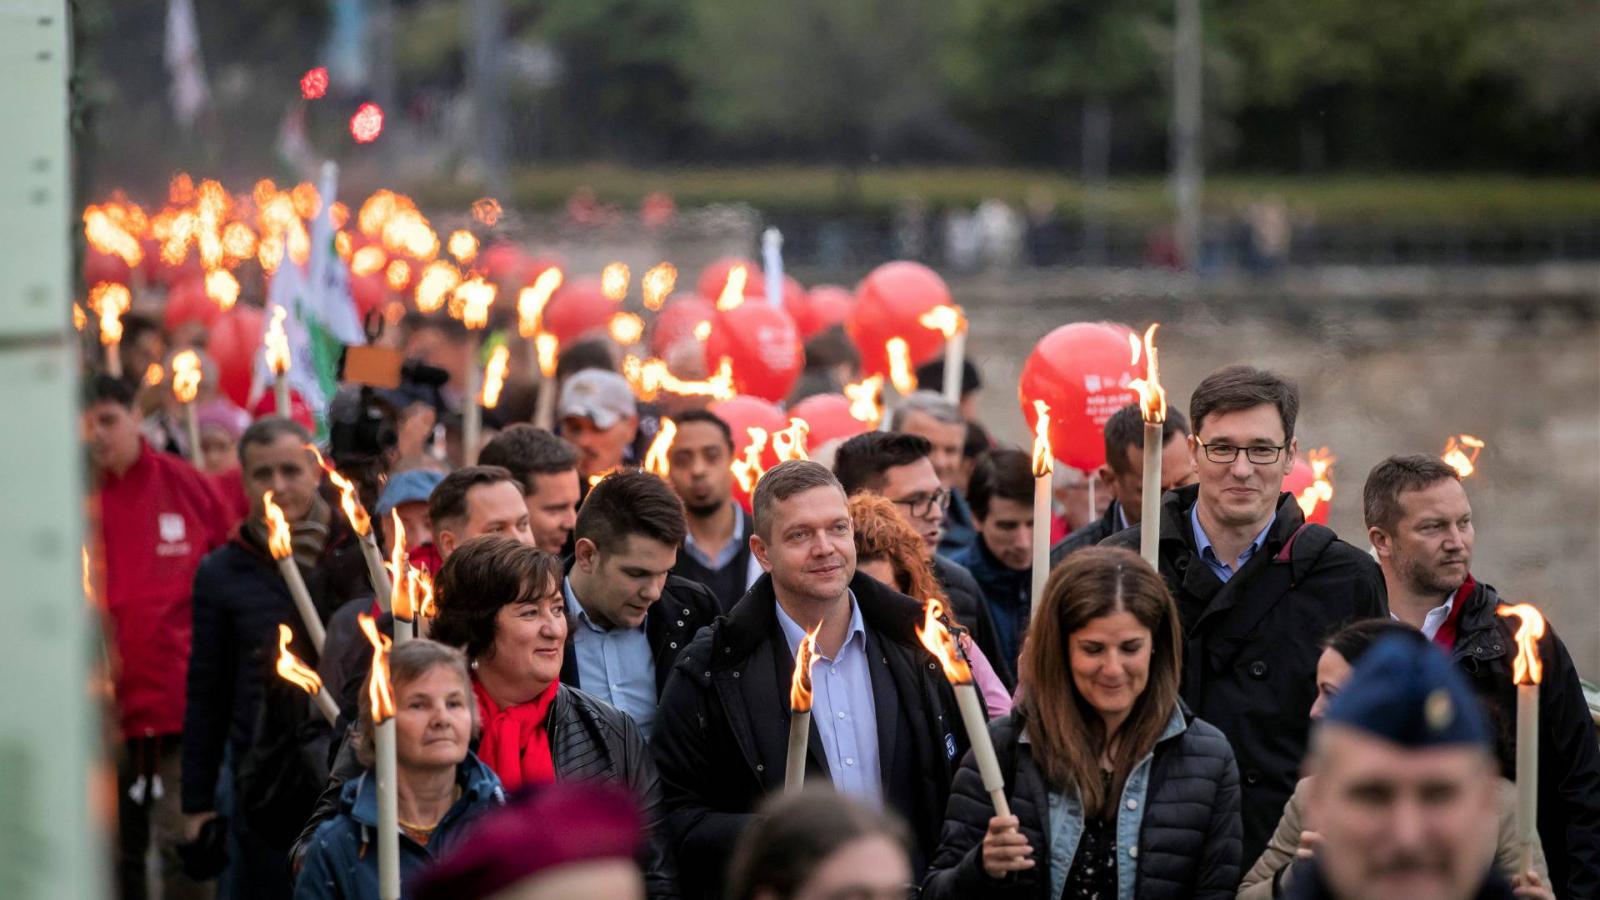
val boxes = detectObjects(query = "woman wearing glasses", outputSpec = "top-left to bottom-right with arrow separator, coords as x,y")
922,546 -> 1242,899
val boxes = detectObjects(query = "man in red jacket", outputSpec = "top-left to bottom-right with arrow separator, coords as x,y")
85,375 -> 229,900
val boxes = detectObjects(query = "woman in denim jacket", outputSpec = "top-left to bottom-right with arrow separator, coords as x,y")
924,546 -> 1242,900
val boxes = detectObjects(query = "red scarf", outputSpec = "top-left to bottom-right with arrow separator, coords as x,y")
1432,575 -> 1476,650
473,679 -> 559,789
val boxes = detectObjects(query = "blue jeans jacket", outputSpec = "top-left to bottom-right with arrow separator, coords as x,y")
1041,707 -> 1188,900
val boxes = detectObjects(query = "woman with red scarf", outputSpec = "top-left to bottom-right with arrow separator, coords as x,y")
294,536 -> 678,899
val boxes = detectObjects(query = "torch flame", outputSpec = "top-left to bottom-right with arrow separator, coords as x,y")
276,624 -> 324,696
1496,603 -> 1546,685
536,332 -> 561,379
413,567 -> 436,619
264,306 -> 292,375
587,467 -> 621,489
644,418 -> 677,477
385,259 -> 411,292
716,265 -> 748,312
471,198 -> 501,227
144,363 -> 165,387
415,261 -> 461,314
481,344 -> 511,408
886,338 -> 916,395
789,622 -> 821,712
452,277 -> 497,330
692,320 -> 712,341
844,375 -> 885,426
1030,400 -> 1054,477
602,262 -> 631,301
918,304 -> 965,339
73,304 -> 87,332
608,312 -> 646,346
358,613 -> 396,722
351,245 -> 388,277
1126,323 -> 1167,423
642,263 -> 677,311
772,418 -> 811,462
518,268 -> 564,338
262,490 -> 294,560
172,350 -> 203,403
1295,449 -> 1336,520
447,230 -> 479,265
205,269 -> 240,310
306,443 -> 372,536
83,205 -> 146,267
1442,434 -> 1486,479
731,427 -> 770,494
389,510 -> 411,620
89,282 -> 132,346
915,597 -> 973,685
622,355 -> 737,402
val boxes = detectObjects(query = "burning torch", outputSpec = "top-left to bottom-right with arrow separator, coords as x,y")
786,623 -> 820,793
1128,324 -> 1166,568
275,624 -> 340,724
171,350 -> 204,468
1497,603 -> 1545,876
263,490 -> 326,653
917,598 -> 1009,817
358,613 -> 400,900
1029,400 -> 1053,619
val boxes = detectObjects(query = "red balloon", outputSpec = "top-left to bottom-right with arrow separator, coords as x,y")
696,256 -> 761,301
1282,454 -> 1333,525
478,242 -> 524,280
156,253 -> 204,289
163,275 -> 221,331
349,270 -> 387,318
651,295 -> 716,357
788,393 -> 872,448
708,395 -> 788,511
1019,322 -> 1144,472
805,285 -> 855,335
704,302 -> 803,403
746,275 -> 811,336
139,239 -> 163,284
847,261 -> 952,380
84,248 -> 130,287
542,277 -> 617,343
205,305 -> 266,408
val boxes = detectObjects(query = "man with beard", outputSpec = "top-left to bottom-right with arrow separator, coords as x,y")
1364,456 -> 1600,898
1294,634 -> 1532,900
664,410 -> 761,612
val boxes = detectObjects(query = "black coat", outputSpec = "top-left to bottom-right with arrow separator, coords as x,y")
923,705 -> 1242,900
1284,858 -> 1515,900
1449,579 -> 1600,899
651,570 -> 969,899
934,554 -> 1014,689
293,684 -> 680,899
559,559 -> 723,697
181,516 -> 370,813
1050,500 -> 1124,566
1102,484 -> 1387,865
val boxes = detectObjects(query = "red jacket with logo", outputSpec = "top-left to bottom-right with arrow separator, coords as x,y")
95,441 -> 230,738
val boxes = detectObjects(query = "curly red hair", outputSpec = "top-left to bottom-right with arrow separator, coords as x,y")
848,493 -> 948,610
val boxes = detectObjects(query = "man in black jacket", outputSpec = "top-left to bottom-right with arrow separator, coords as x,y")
662,410 -> 761,612
652,461 -> 969,899
559,469 -> 721,738
1052,404 -> 1194,565
834,431 -> 1011,687
1364,455 -> 1600,898
1102,366 -> 1387,867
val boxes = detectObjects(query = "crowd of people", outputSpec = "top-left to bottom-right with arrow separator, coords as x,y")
85,296 -> 1600,900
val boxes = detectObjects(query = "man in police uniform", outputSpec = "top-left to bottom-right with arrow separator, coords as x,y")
1291,634 -> 1550,900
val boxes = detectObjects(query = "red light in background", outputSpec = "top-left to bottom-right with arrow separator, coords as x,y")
300,67 -> 329,100
350,103 -> 384,143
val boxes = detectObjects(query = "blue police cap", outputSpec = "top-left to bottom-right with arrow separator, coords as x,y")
375,469 -> 446,517
1323,633 -> 1490,747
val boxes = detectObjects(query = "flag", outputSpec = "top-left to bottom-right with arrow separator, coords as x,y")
163,0 -> 210,128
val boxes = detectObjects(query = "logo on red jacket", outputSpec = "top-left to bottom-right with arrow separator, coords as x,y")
156,513 -> 191,557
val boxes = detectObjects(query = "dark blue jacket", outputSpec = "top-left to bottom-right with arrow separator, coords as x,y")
294,753 -> 505,900
948,537 -> 1031,673
937,489 -> 978,557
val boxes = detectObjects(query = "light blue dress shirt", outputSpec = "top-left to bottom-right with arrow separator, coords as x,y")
776,594 -> 882,805
1189,504 -> 1276,583
564,577 -> 658,739
682,502 -> 746,570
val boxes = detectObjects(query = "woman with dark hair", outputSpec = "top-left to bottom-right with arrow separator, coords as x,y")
923,545 -> 1241,900
725,788 -> 912,900
295,535 -> 678,898
1238,619 -> 1551,900
296,640 -> 503,899
848,493 -> 1011,717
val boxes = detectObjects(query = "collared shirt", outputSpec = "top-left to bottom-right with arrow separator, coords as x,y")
775,594 -> 882,805
683,503 -> 747,571
1116,502 -> 1131,532
1393,593 -> 1456,640
1190,503 -> 1276,584
564,577 -> 658,739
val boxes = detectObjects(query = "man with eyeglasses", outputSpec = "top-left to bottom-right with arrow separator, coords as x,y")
833,432 -> 1012,689
1103,364 -> 1386,869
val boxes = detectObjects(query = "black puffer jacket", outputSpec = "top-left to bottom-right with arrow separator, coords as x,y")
292,684 -> 679,899
1102,485 -> 1385,865
923,705 -> 1241,900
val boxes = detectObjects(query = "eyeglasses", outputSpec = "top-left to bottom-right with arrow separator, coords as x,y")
1198,442 -> 1288,465
892,487 -> 951,518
